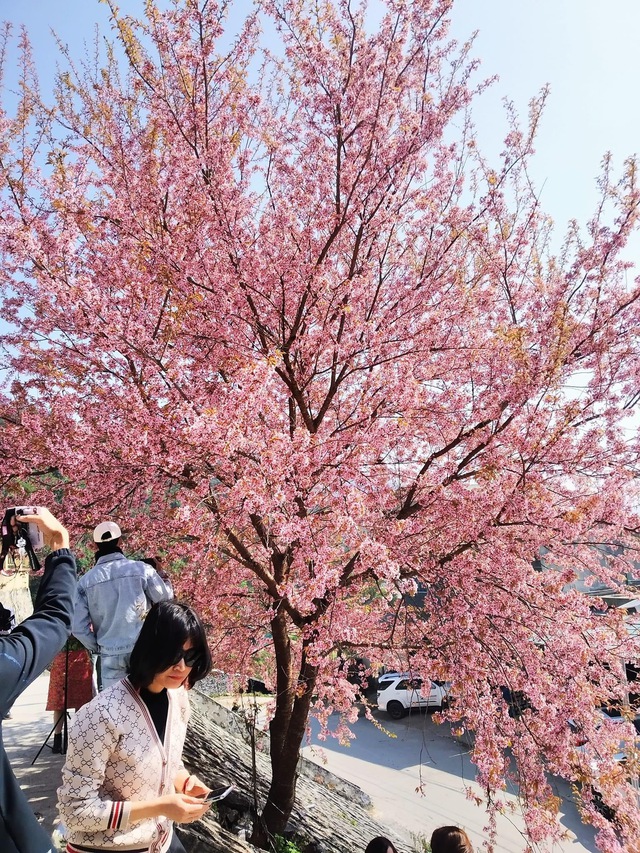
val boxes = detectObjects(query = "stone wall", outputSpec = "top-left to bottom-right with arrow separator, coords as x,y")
190,689 -> 371,809
181,688 -> 407,853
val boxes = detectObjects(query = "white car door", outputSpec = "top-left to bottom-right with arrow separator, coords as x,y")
406,677 -> 431,708
417,678 -> 443,708
405,678 -> 422,709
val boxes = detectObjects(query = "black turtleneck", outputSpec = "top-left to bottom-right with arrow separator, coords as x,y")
140,687 -> 169,743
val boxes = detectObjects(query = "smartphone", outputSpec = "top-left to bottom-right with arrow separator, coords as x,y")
203,785 -> 234,803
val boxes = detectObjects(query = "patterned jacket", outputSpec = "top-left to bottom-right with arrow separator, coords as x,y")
57,678 -> 189,853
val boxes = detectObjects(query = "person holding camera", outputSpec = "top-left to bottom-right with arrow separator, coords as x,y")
0,510 -> 40,576
72,521 -> 173,690
58,600 -> 214,853
0,507 -> 77,853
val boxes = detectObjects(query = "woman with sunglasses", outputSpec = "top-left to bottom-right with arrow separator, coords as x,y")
58,601 -> 213,853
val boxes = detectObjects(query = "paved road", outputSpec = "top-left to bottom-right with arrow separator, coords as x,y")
3,671 -> 67,843
302,706 -> 599,853
5,675 -> 601,852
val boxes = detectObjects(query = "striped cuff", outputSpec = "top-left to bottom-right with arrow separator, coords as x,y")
67,843 -> 146,853
107,799 -> 131,830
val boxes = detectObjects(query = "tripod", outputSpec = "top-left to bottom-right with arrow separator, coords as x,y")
32,639 -> 70,764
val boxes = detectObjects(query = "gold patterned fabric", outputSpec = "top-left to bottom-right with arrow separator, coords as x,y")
57,678 -> 189,852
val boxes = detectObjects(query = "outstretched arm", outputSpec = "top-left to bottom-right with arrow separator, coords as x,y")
0,508 -> 76,711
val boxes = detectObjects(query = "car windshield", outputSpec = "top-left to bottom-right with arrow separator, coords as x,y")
600,704 -> 623,718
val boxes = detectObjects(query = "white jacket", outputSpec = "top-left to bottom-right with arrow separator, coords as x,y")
58,678 -> 189,852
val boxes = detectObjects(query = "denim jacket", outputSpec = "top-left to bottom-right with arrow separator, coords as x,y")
72,553 -> 173,655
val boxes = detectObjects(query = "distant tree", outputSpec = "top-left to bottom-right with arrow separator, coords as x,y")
0,2 -> 639,850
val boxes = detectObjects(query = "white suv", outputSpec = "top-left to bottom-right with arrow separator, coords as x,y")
376,674 -> 449,719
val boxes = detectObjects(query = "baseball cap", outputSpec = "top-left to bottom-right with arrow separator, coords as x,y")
93,521 -> 122,543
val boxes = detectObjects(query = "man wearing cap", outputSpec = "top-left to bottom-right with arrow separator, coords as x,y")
72,521 -> 173,690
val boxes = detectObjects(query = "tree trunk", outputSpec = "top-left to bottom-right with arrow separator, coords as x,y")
250,610 -> 317,848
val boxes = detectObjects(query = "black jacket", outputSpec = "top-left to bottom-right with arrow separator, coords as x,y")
0,548 -> 76,853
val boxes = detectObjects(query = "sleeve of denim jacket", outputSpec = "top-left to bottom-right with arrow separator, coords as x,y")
144,567 -> 173,603
71,581 -> 99,653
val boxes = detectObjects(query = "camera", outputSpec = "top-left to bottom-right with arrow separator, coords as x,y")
0,604 -> 15,633
2,507 -> 45,551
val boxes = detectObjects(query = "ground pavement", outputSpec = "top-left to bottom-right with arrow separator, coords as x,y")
5,674 -> 603,853
3,671 -> 67,846
303,708 -> 600,853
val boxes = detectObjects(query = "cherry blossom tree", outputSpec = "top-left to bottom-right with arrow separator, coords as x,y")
1,1 -> 640,849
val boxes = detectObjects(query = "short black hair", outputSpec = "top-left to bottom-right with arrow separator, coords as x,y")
128,600 -> 212,689
95,539 -> 122,559
365,838 -> 398,853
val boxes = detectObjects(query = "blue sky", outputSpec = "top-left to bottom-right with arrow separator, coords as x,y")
448,0 -> 640,236
2,0 -> 639,240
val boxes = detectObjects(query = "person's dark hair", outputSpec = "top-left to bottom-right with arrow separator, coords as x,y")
430,826 -> 473,853
128,600 -> 212,689
94,539 -> 122,560
141,556 -> 157,570
365,837 -> 398,853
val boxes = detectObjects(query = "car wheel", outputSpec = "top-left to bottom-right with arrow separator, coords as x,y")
387,701 -> 407,720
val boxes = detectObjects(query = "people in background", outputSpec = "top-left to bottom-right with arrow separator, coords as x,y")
46,636 -> 94,753
365,837 -> 399,853
58,600 -> 214,853
0,507 -> 76,853
72,521 -> 173,689
142,554 -> 172,583
430,825 -> 474,853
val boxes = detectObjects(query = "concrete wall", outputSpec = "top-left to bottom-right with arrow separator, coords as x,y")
192,688 -> 372,808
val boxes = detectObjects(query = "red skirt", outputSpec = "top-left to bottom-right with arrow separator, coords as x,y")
46,649 -> 95,711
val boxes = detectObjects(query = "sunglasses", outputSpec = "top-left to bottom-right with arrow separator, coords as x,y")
168,647 -> 201,668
